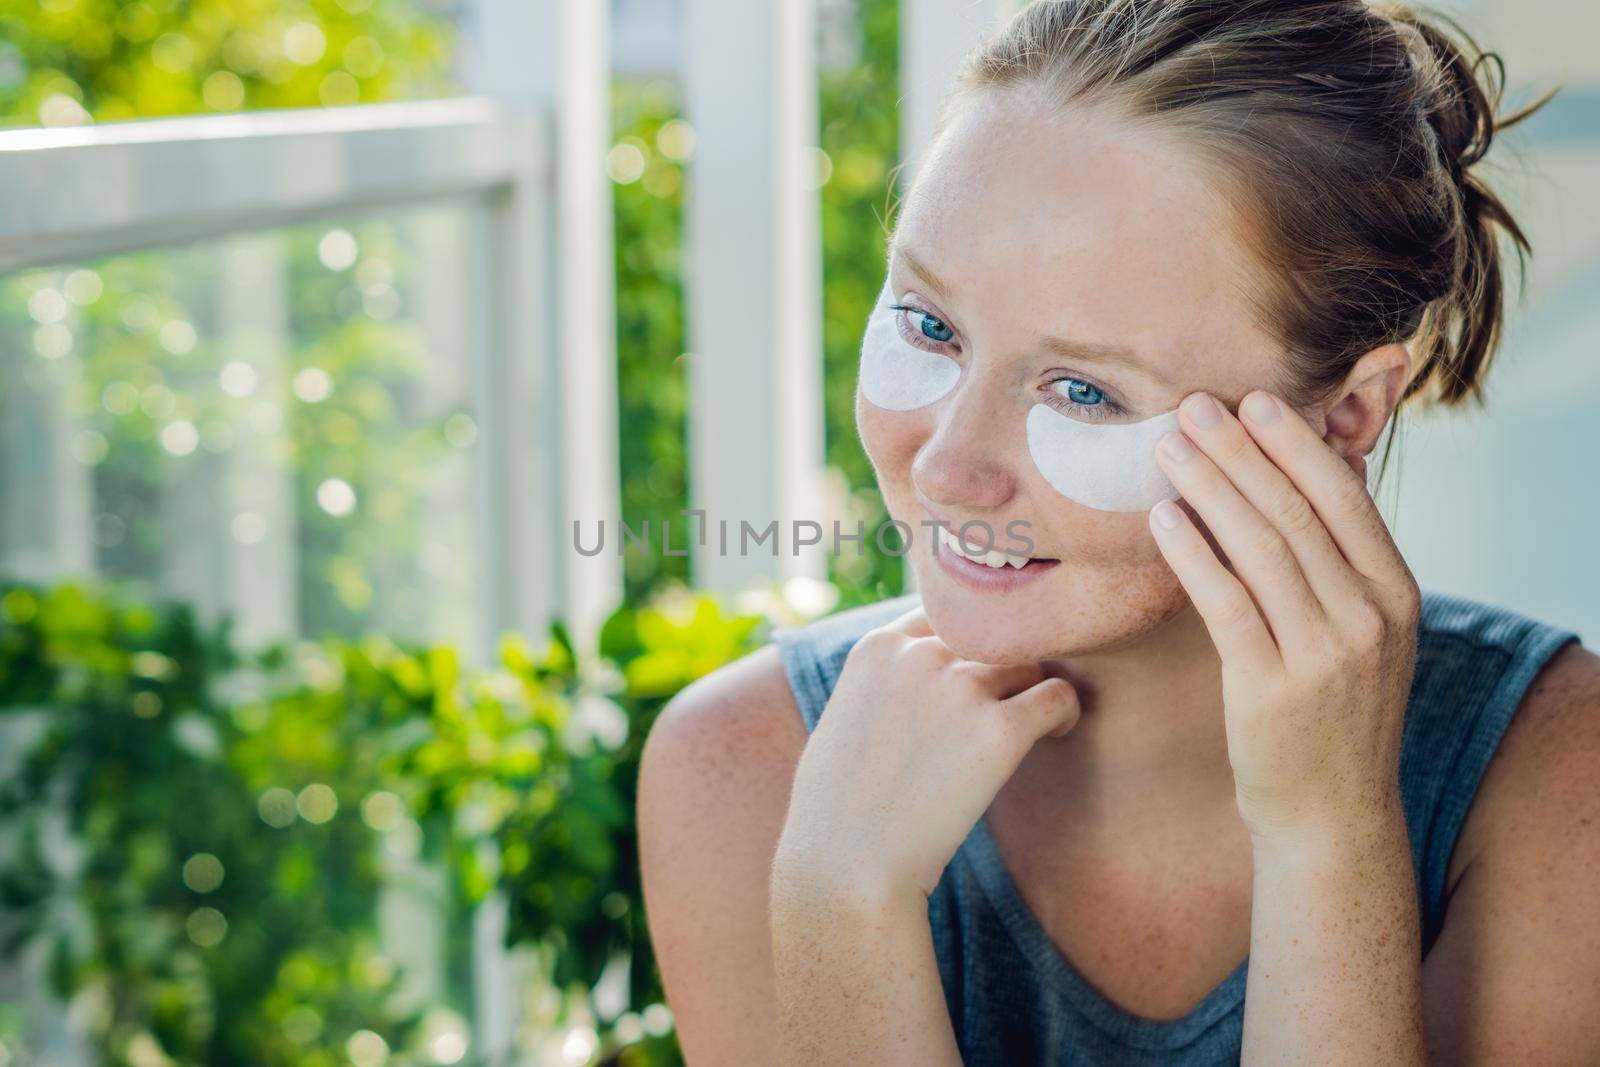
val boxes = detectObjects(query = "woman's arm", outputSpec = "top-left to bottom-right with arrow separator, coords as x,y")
765,609 -> 1077,1065
1243,642 -> 1600,1063
1146,389 -> 1431,1065
768,864 -> 962,1067
637,645 -> 808,1065
1242,799 -> 1427,1066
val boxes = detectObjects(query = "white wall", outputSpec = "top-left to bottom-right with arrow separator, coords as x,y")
1379,0 -> 1600,642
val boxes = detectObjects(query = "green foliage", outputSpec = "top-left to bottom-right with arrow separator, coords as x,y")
0,581 -> 423,1066
0,578 -> 769,1065
819,0 -> 906,607
611,81 -> 692,601
0,0 -> 456,126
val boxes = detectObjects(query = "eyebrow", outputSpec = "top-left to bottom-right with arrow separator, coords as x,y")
888,233 -> 1172,387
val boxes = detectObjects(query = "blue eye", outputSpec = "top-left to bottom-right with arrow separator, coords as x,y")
1057,378 -> 1104,406
889,304 -> 954,345
1043,375 -> 1124,422
918,314 -> 954,344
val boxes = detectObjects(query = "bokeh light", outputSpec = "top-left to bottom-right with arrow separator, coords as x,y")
293,366 -> 333,402
605,139 -> 647,184
318,229 -> 358,271
219,360 -> 258,398
359,790 -> 403,831
317,477 -> 357,517
344,1029 -> 387,1067
186,906 -> 228,947
258,787 -> 297,828
296,783 -> 338,823
182,852 -> 225,893
159,420 -> 199,456
655,118 -> 695,161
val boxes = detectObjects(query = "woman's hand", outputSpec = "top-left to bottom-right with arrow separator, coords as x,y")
773,608 -> 1080,902
1149,389 -> 1422,846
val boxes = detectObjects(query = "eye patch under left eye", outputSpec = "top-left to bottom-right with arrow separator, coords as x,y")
1026,404 -> 1182,513
857,276 -> 961,411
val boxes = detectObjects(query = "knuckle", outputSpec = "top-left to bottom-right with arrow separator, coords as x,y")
1181,531 -> 1218,567
1038,676 -> 1075,707
1250,524 -> 1295,569
851,627 -> 897,658
1331,468 -> 1374,512
1215,428 -> 1256,467
1394,572 -> 1423,621
1344,600 -> 1387,649
904,634 -> 948,665
949,659 -> 988,685
1213,591 -> 1258,630
1269,489 -> 1319,539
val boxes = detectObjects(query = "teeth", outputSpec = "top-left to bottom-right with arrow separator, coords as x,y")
939,526 -> 1030,570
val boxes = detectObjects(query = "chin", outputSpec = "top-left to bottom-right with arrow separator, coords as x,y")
910,554 -> 1191,665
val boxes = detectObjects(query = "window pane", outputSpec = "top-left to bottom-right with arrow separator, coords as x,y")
0,198 -> 491,653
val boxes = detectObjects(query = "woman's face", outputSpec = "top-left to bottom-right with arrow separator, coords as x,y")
860,89 -> 1300,665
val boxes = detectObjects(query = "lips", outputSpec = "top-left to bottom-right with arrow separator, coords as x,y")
933,535 -> 1061,593
937,525 -> 1032,568
924,516 -> 1061,594
919,504 -> 1059,565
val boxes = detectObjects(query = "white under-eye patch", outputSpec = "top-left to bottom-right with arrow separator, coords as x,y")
857,276 -> 961,411
1026,404 -> 1182,512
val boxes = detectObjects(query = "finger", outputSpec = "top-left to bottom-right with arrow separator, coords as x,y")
1235,390 -> 1412,595
999,676 -> 1081,744
1155,426 -> 1326,649
955,658 -> 1046,700
881,606 -> 934,637
1148,498 -> 1282,676
1175,391 -> 1369,614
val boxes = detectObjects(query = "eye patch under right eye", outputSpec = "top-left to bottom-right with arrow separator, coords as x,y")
857,275 -> 961,411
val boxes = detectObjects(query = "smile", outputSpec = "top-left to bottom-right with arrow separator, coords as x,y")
933,525 -> 1060,592
938,526 -> 1031,569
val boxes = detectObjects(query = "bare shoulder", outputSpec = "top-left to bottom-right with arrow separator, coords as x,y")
642,641 -> 809,789
1424,637 -> 1600,1063
1449,637 -> 1600,881
637,643 -> 809,1066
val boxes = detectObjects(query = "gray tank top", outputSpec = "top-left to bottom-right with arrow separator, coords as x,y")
772,589 -> 1580,1065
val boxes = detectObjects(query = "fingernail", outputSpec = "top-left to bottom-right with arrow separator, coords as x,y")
1242,392 -> 1279,424
1160,431 -> 1196,462
1185,392 -> 1222,428
1152,500 -> 1183,529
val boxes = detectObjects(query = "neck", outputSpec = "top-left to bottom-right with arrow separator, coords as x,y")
1011,601 -> 1238,837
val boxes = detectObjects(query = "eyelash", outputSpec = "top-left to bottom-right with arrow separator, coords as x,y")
887,301 -> 1127,421
888,303 -> 956,350
1042,375 -> 1125,421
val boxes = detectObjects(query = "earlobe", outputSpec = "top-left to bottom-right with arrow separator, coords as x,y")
1320,342 -> 1410,464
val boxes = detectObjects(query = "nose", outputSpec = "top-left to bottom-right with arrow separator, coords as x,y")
910,369 -> 1018,511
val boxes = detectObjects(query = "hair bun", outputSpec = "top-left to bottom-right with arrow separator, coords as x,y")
1385,8 -> 1497,175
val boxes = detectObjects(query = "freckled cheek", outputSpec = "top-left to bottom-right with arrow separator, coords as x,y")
856,397 -> 927,494
1022,478 -> 1170,567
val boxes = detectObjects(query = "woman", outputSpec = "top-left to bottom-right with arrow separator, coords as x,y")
639,2 -> 1600,1063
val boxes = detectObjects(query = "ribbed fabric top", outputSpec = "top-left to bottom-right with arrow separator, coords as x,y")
772,589 -> 1580,1065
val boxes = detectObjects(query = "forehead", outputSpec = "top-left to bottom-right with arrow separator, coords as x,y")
892,88 -> 1283,401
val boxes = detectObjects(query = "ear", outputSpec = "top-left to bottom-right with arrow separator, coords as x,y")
1320,342 -> 1411,481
